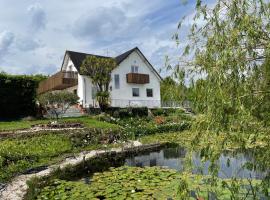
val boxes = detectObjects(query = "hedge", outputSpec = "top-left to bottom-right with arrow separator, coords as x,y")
87,107 -> 149,118
0,73 -> 46,119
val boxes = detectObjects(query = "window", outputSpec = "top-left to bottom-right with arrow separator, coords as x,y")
114,74 -> 120,89
92,87 -> 97,99
131,65 -> 139,73
132,88 -> 140,97
73,89 -> 77,94
146,89 -> 153,97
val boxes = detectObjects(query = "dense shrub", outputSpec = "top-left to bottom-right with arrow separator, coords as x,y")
87,108 -> 102,115
119,118 -> 191,138
151,108 -> 185,116
0,73 -> 46,119
104,107 -> 148,118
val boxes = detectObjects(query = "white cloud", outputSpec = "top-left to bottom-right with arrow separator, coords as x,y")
16,36 -> 43,51
0,0 -> 206,76
0,31 -> 15,60
27,3 -> 47,33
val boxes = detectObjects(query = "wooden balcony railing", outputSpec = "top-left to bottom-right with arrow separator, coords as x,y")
37,71 -> 78,94
126,73 -> 150,84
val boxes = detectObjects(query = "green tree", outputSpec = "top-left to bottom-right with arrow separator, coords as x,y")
81,56 -> 117,111
38,91 -> 79,120
161,76 -> 187,107
176,0 -> 270,130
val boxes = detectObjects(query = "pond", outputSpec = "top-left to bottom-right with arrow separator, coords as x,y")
124,145 -> 267,179
32,144 -> 270,199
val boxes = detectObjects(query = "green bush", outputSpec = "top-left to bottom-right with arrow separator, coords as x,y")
0,73 -> 46,119
106,107 -> 148,118
118,108 -> 132,118
131,107 -> 148,117
151,108 -> 185,116
124,121 -> 191,138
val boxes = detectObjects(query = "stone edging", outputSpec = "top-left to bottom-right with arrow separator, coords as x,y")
0,141 -> 162,200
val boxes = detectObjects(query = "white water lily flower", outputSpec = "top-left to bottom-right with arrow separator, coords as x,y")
131,190 -> 135,193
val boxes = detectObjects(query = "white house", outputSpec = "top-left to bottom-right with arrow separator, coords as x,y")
38,47 -> 162,108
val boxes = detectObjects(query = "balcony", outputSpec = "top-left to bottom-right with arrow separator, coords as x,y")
126,73 -> 149,84
37,71 -> 78,94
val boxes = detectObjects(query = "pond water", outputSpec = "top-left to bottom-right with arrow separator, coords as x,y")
125,146 -> 267,179
36,145 -> 269,199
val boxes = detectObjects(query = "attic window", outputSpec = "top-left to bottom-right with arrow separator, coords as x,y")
131,65 -> 138,73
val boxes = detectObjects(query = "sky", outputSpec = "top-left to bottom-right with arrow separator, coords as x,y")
0,0 -> 213,77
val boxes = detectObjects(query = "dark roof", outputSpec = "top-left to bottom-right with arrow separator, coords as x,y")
66,50 -> 111,73
64,47 -> 162,80
115,47 -> 137,64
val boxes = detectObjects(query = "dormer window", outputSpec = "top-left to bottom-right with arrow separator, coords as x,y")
131,65 -> 139,73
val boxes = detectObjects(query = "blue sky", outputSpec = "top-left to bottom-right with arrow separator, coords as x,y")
0,0 -> 213,76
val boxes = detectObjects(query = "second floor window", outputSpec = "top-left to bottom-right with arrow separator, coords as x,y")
131,65 -> 139,73
114,74 -> 120,89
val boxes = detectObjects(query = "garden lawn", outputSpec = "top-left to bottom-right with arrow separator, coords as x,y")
0,130 -> 121,183
0,116 -> 118,132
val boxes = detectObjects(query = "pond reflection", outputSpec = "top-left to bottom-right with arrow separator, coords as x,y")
125,146 -> 268,179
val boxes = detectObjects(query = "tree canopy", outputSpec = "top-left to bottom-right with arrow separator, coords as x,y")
38,91 -> 79,120
176,0 -> 270,131
81,56 -> 117,110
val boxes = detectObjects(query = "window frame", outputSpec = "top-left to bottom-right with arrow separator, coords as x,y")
131,65 -> 139,73
146,88 -> 153,97
132,88 -> 140,97
114,74 -> 120,89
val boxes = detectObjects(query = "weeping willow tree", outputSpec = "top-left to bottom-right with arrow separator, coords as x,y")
161,70 -> 188,106
176,0 -> 270,131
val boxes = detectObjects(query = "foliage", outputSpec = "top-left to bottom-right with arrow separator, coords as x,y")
110,117 -> 191,138
0,134 -> 72,182
161,76 -> 187,105
151,108 -> 185,116
0,127 -> 124,183
154,116 -> 165,125
38,91 -> 79,120
0,73 -> 46,119
32,166 -> 268,200
102,107 -> 149,118
35,166 -> 182,199
80,56 -> 117,111
0,116 -> 118,132
176,0 -> 270,130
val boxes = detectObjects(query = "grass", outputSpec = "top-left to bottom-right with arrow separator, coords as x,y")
0,133 -> 72,182
0,116 -> 118,132
0,130 -> 122,183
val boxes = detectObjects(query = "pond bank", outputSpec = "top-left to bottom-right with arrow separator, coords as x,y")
0,141 -> 165,200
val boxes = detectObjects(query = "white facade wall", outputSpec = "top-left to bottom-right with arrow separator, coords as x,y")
110,51 -> 161,108
63,50 -> 161,108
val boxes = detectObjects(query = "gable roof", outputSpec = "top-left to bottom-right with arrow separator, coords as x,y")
62,47 -> 162,81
